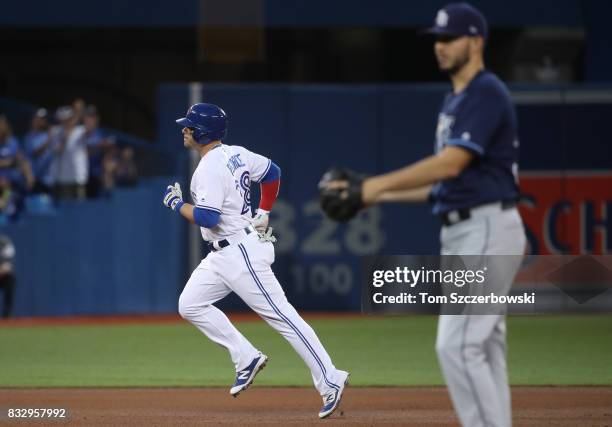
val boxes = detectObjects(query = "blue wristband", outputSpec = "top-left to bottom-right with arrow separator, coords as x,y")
173,200 -> 185,212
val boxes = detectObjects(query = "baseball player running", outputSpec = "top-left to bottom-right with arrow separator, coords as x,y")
320,3 -> 525,426
163,103 -> 349,419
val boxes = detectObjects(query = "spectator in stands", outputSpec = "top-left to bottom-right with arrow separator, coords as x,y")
0,115 -> 34,219
83,105 -> 115,198
23,109 -> 53,194
104,145 -> 138,190
0,114 -> 35,190
72,98 -> 86,124
0,235 -> 15,318
49,106 -> 88,200
0,177 -> 18,220
114,146 -> 138,187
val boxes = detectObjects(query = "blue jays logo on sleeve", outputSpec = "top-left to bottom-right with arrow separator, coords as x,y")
435,113 -> 455,153
226,154 -> 245,175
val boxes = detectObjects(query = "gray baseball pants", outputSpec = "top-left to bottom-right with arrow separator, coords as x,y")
436,203 -> 526,427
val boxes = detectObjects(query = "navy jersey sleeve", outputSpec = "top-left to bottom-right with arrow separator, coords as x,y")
446,86 -> 506,157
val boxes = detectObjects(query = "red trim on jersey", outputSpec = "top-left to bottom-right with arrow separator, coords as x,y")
259,178 -> 280,211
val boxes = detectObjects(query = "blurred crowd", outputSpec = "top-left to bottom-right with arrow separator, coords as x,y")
0,99 -> 138,221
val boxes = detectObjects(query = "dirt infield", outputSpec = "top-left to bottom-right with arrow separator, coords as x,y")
1,387 -> 610,426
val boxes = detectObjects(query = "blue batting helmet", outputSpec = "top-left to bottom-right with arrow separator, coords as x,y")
176,103 -> 228,145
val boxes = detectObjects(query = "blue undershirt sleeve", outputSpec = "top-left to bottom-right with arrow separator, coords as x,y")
193,207 -> 221,228
260,162 -> 281,183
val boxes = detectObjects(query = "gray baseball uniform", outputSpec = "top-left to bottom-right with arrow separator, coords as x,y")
431,69 -> 526,427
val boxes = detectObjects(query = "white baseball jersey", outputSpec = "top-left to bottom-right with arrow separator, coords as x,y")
190,144 -> 271,242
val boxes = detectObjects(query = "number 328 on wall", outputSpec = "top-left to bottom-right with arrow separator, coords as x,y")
269,199 -> 386,256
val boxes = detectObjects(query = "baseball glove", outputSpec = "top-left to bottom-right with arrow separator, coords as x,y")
318,167 -> 365,222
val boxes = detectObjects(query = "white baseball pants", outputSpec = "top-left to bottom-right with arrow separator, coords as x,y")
178,231 -> 345,396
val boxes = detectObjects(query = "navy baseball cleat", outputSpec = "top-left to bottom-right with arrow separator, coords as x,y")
318,371 -> 350,419
230,353 -> 268,397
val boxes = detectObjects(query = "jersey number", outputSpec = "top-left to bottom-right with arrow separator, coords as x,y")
239,171 -> 251,214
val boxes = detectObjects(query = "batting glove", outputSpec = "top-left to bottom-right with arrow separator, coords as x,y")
258,227 -> 277,243
252,208 -> 269,233
163,182 -> 184,212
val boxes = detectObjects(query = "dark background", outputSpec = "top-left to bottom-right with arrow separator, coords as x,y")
0,0 -> 608,140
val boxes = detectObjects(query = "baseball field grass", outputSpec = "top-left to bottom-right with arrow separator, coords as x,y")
0,315 -> 610,387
